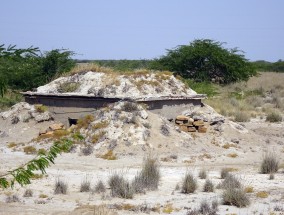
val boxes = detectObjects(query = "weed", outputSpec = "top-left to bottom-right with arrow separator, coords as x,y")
93,121 -> 109,129
31,174 -> 44,180
80,176 -> 91,192
94,180 -> 106,193
203,179 -> 214,192
23,146 -> 37,154
37,148 -> 47,155
100,150 -> 117,160
227,153 -> 238,158
181,173 -> 197,194
53,129 -> 70,139
198,169 -> 207,179
260,153 -> 279,174
222,188 -> 250,207
23,189 -> 33,197
54,178 -> 68,194
256,191 -> 269,198
269,173 -> 275,180
108,172 -> 134,199
186,200 -> 218,215
92,131 -> 106,144
266,112 -> 282,122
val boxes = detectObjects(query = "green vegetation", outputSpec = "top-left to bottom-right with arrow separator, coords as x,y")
252,60 -> 284,72
151,39 -> 257,84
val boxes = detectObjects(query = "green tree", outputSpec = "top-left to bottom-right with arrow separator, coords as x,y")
151,39 -> 257,84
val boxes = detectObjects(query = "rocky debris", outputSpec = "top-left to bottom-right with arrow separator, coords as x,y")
210,116 -> 225,125
49,123 -> 65,131
1,102 -> 33,120
175,115 -> 208,133
34,112 -> 53,122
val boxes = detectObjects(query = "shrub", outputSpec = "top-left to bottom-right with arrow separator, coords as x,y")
94,180 -> 106,193
53,129 -> 70,139
220,167 -> 238,179
108,172 -> 134,199
203,179 -> 214,192
218,174 -> 241,190
5,194 -> 20,203
181,173 -> 197,194
23,146 -> 37,154
266,112 -> 282,122
198,169 -> 207,179
23,189 -> 33,197
160,124 -> 170,136
133,155 -> 160,192
54,178 -> 68,194
77,114 -> 95,129
234,111 -> 250,122
58,82 -> 80,93
260,153 -> 279,174
222,188 -> 250,208
80,176 -> 91,192
81,145 -> 93,156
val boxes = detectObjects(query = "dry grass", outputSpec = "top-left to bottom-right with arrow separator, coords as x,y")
198,169 -> 207,179
54,178 -> 68,195
77,114 -> 95,129
244,186 -> 254,193
260,153 -> 279,174
100,150 -> 117,160
218,174 -> 241,189
80,176 -> 91,192
222,143 -> 237,149
266,111 -> 282,122
23,146 -> 37,154
227,153 -> 238,158
53,129 -> 70,139
94,180 -> 106,193
256,191 -> 269,198
203,179 -> 214,192
23,189 -> 33,197
181,173 -> 197,194
108,172 -> 134,199
91,131 -> 106,144
39,194 -> 48,198
162,203 -> 174,214
34,104 -> 48,113
93,121 -> 109,129
222,188 -> 250,208
7,142 -> 17,148
220,168 -> 238,179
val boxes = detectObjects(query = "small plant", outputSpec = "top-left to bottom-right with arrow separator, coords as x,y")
58,82 -> 80,93
266,111 -> 282,122
162,203 -> 174,214
100,150 -> 117,160
23,146 -> 37,154
77,114 -> 95,129
160,124 -> 170,136
80,176 -> 91,192
260,153 -> 279,174
81,144 -> 93,156
53,129 -> 70,139
203,179 -> 214,192
93,121 -> 109,129
186,200 -> 218,215
108,172 -> 134,199
39,194 -> 48,198
244,186 -> 254,193
121,101 -> 139,112
37,148 -> 47,155
94,180 -> 106,193
92,131 -> 106,144
54,178 -> 68,194
8,142 -> 17,148
222,188 -> 250,208
181,173 -> 197,194
31,174 -> 44,180
23,189 -> 33,197
256,191 -> 269,198
218,174 -> 241,189
34,104 -> 47,113
234,111 -> 250,122
198,169 -> 207,179
220,167 -> 238,179
269,173 -> 275,180
227,153 -> 238,158
6,194 -> 20,203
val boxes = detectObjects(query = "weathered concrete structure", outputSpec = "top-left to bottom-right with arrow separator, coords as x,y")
22,92 -> 206,126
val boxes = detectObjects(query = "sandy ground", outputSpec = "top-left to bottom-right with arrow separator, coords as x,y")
1,112 -> 284,215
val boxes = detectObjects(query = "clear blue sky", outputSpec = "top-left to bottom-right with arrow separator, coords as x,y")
1,0 -> 283,61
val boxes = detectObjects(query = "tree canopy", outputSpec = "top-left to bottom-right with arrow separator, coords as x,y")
151,39 -> 257,84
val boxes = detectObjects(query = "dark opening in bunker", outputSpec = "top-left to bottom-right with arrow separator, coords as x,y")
68,118 -> 78,127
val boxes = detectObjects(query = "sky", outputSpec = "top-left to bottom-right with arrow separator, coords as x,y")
1,0 -> 283,61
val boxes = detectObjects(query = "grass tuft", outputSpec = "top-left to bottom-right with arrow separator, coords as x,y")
54,178 -> 68,195
203,179 -> 214,192
222,188 -> 250,208
108,172 -> 134,199
260,153 -> 279,174
181,173 -> 197,194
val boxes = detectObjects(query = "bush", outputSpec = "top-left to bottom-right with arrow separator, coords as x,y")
54,178 -> 68,194
108,172 -> 134,199
222,188 -> 250,207
80,176 -> 91,192
151,39 -> 256,84
260,153 -> 279,174
234,111 -> 250,122
132,155 -> 160,192
94,180 -> 106,193
266,112 -> 282,122
218,174 -> 241,189
203,179 -> 214,192
181,173 -> 197,194
23,189 -> 33,197
198,169 -> 207,179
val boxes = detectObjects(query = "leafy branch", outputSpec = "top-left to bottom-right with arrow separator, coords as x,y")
0,138 -> 73,189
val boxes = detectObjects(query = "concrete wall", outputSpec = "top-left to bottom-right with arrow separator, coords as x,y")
24,95 -> 202,126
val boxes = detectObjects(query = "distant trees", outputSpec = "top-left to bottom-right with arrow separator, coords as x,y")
150,39 -> 257,84
0,44 -> 75,94
252,60 -> 284,72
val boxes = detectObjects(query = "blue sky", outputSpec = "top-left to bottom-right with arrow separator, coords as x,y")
1,0 -> 283,61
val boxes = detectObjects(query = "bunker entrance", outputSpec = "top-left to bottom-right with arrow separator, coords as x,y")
68,118 -> 78,127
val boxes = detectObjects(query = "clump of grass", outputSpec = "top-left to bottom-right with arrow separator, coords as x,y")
266,111 -> 282,122
260,153 -> 279,174
256,191 -> 269,198
91,131 -> 106,144
8,142 -> 17,148
181,173 -> 197,194
100,150 -> 117,160
222,188 -> 250,208
31,174 -> 44,180
58,82 -> 80,93
34,104 -> 47,113
203,179 -> 214,192
160,124 -> 170,136
233,111 -> 250,122
53,129 -> 70,139
162,203 -> 174,214
198,169 -> 207,179
218,174 -> 241,189
77,114 -> 95,129
269,173 -> 275,180
186,200 -> 218,215
23,189 -> 33,197
244,186 -> 254,193
94,180 -> 106,193
39,194 -> 48,198
37,148 -> 47,155
220,167 -> 238,179
227,153 -> 238,158
54,178 -> 68,195
80,176 -> 91,192
23,146 -> 37,154
121,102 -> 139,112
132,155 -> 160,192
81,144 -> 93,156
93,121 -> 109,129
108,172 -> 134,199
6,194 -> 20,203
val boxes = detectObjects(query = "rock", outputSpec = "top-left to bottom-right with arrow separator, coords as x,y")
213,123 -> 223,132
193,120 -> 204,126
11,116 -> 20,124
187,127 -> 197,132
139,110 -> 148,119
0,130 -> 8,138
175,120 -> 186,124
231,138 -> 240,144
34,112 -> 53,122
49,123 -> 64,131
198,126 -> 207,133
179,125 -> 188,132
1,102 -> 32,119
210,116 -> 225,125
176,115 -> 189,121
